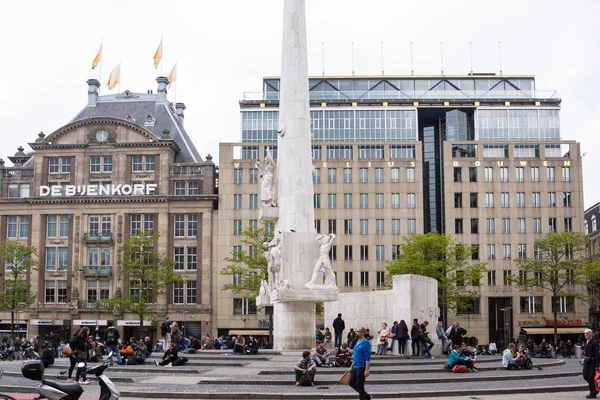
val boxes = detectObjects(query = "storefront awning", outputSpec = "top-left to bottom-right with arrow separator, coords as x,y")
228,330 -> 269,336
523,327 -> 586,335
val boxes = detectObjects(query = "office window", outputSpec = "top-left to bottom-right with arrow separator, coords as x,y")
359,168 -> 368,183
455,219 -> 463,234
344,246 -> 353,261
565,217 -> 573,232
344,272 -> 353,287
549,218 -> 557,232
392,245 -> 401,260
233,298 -> 257,315
563,192 -> 571,208
503,270 -> 512,285
534,245 -> 542,259
360,271 -> 369,287
312,168 -> 320,183
471,244 -> 479,260
376,245 -> 385,261
487,244 -> 495,260
360,219 -> 369,235
329,245 -> 336,260
486,218 -> 495,234
248,220 -> 258,232
454,167 -> 462,182
485,167 -> 493,182
516,192 -> 525,208
532,192 -> 541,208
375,168 -> 384,183
518,244 -> 527,259
548,192 -> 556,207
328,219 -> 337,234
391,219 -> 400,235
174,247 -> 185,269
344,219 -> 353,235
503,244 -> 511,259
531,167 -> 539,182
343,168 -> 352,183
234,169 -> 243,184
314,219 -> 321,233
48,157 -> 71,174
186,281 -> 197,304
391,193 -> 400,209
501,192 -> 509,208
454,193 -> 462,208
376,219 -> 384,234
360,245 -> 369,261
131,155 -> 155,172
314,194 -> 321,208
406,167 -> 415,183
6,215 -> 29,239
485,192 -> 494,208
516,167 -> 524,182
249,168 -> 258,184
376,271 -> 385,287
470,193 -> 478,208
45,281 -> 56,303
517,218 -> 526,233
500,167 -> 508,182
487,270 -> 496,286
553,296 -> 575,313
328,194 -> 337,209
328,168 -> 337,183
471,219 -> 478,234
360,193 -> 368,209
469,167 -> 477,182
249,194 -> 258,209
233,194 -> 242,209
407,219 -> 416,234
533,218 -> 542,233
233,220 -> 242,235
344,193 -> 352,209
562,166 -> 570,182
501,218 -> 510,233
520,296 -> 543,313
173,282 -> 184,303
374,193 -> 384,209
407,193 -> 415,209
47,215 -> 69,238
46,247 -> 68,271
547,167 -> 555,182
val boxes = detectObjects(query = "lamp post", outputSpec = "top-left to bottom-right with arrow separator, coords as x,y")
182,310 -> 188,338
500,306 -> 513,349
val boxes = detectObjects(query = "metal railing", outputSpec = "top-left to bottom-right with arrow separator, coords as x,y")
2,169 -> 34,179
242,89 -> 559,102
169,165 -> 204,176
81,265 -> 112,276
77,300 -> 110,310
83,232 -> 113,242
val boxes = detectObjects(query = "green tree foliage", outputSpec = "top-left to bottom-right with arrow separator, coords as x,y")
512,231 -> 596,345
221,222 -> 274,299
386,232 -> 487,320
0,240 -> 38,340
105,231 -> 183,336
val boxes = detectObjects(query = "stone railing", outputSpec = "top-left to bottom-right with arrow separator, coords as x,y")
2,168 -> 34,179
81,265 -> 112,276
169,165 -> 204,177
83,232 -> 113,242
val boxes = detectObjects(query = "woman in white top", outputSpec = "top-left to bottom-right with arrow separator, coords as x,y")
376,323 -> 390,355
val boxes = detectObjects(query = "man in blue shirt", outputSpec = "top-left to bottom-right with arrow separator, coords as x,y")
348,326 -> 371,400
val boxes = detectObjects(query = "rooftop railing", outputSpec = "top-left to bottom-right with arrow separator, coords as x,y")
2,169 -> 34,179
169,165 -> 204,176
242,90 -> 559,102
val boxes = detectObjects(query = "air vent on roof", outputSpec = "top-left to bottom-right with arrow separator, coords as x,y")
147,90 -> 153,94
468,72 -> 496,76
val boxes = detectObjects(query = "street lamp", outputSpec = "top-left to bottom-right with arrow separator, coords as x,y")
182,311 -> 188,338
500,306 -> 513,349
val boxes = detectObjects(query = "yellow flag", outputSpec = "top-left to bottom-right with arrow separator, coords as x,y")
153,39 -> 163,69
106,64 -> 120,90
167,62 -> 177,88
91,43 -> 102,69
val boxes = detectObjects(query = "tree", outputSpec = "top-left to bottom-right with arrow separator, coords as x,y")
0,240 -> 38,341
105,231 -> 183,336
386,232 -> 487,325
511,231 -> 597,346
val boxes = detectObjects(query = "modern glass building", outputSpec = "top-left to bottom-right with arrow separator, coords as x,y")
216,73 -> 585,344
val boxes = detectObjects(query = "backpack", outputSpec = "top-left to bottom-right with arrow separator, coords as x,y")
524,357 -> 533,370
452,365 -> 468,373
299,372 -> 313,386
161,322 -> 168,336
126,355 -> 137,365
105,328 -> 117,344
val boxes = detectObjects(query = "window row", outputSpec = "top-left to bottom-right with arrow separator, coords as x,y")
312,167 -> 416,184
455,218 -> 572,235
453,166 -> 570,183
314,219 -> 416,235
48,155 -> 157,174
313,193 -> 416,209
453,191 -> 572,208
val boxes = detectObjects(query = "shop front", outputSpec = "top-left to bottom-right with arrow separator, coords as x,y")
0,320 -> 28,340
73,319 -> 108,341
519,318 -> 587,345
117,320 -> 154,343
31,319 -> 70,342
220,327 -> 271,349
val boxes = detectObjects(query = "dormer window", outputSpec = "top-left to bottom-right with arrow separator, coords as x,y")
593,216 -> 597,233
585,220 -> 589,235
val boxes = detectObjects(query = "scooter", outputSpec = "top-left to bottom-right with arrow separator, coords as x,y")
21,351 -> 120,400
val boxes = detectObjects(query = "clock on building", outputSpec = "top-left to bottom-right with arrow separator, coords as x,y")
95,129 -> 109,142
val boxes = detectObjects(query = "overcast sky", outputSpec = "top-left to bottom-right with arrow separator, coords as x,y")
1,0 -> 599,208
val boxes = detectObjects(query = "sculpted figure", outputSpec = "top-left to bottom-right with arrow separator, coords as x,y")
259,279 -> 268,296
260,147 -> 276,207
264,236 -> 282,290
305,234 -> 337,289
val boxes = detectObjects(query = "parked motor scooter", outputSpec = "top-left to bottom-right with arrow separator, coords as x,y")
21,351 -> 120,400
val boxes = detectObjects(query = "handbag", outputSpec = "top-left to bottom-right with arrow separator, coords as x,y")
595,369 -> 600,393
299,372 -> 313,386
338,370 -> 350,386
62,344 -> 72,356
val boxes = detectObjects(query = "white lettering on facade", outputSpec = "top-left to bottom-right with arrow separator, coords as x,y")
40,186 -> 50,196
520,161 -> 528,166
39,184 -> 158,197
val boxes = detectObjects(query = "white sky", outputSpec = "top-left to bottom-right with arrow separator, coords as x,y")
1,0 -> 599,208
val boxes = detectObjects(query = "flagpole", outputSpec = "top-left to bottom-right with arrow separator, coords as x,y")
118,61 -> 121,92
99,39 -> 103,94
160,35 -> 163,76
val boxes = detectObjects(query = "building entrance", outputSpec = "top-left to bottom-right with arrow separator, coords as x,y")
489,297 -> 513,350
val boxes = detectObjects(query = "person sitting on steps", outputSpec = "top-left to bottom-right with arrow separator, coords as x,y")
293,350 -> 317,386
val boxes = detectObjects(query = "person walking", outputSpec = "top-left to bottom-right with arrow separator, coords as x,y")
420,321 -> 435,359
103,321 -> 122,366
161,316 -> 171,347
410,319 -> 421,356
582,328 -> 599,399
348,327 -> 371,400
333,313 -> 345,349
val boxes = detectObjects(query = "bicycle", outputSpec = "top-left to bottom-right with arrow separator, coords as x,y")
0,367 -> 17,400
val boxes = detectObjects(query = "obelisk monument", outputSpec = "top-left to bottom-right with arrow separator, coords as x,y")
257,0 -> 338,350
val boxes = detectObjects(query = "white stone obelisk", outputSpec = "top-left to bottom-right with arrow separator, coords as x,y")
264,0 -> 337,350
